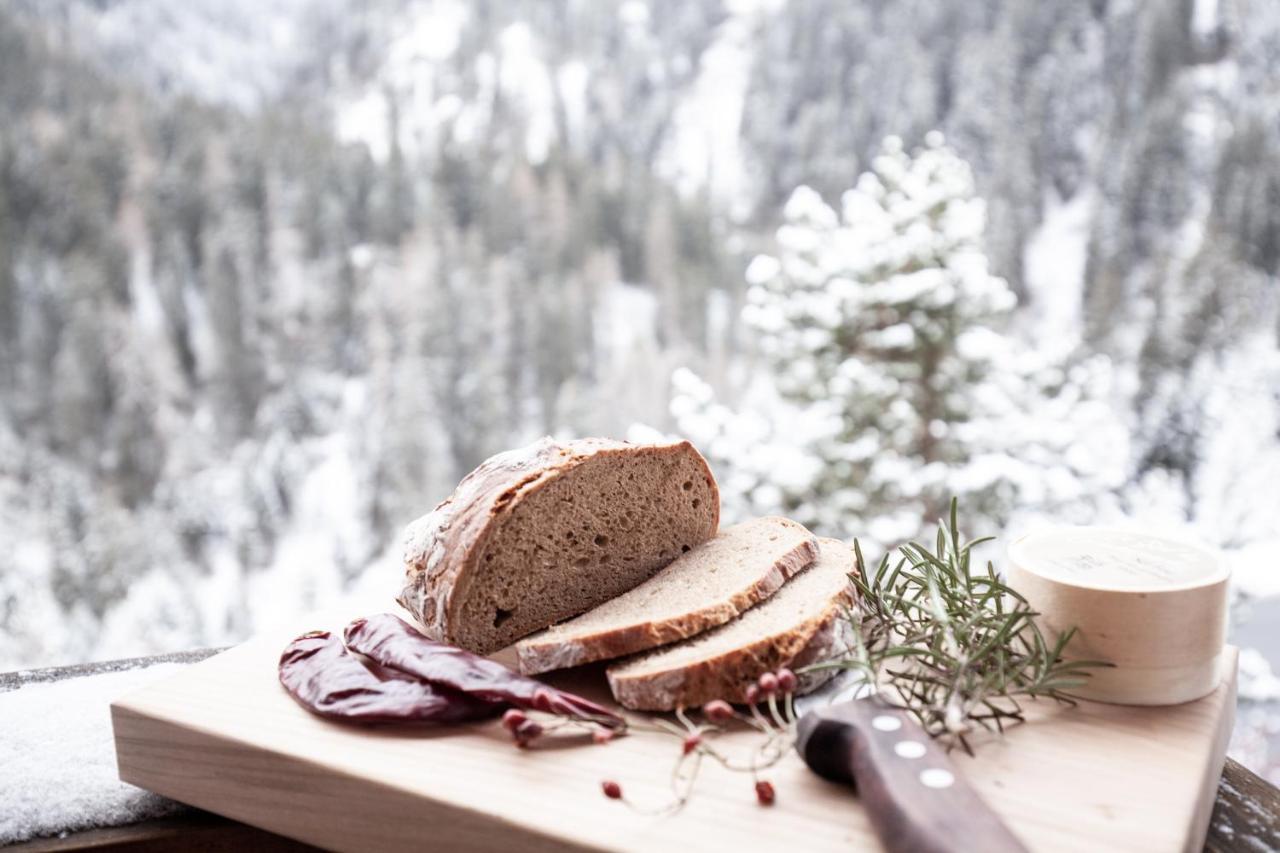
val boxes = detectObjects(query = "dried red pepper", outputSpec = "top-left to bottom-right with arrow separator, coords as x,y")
279,630 -> 499,724
344,614 -> 625,729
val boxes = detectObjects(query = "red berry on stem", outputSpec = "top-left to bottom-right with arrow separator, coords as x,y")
513,719 -> 543,746
602,780 -> 623,800
702,699 -> 734,723
744,683 -> 761,705
758,672 -> 779,695
502,709 -> 527,732
682,733 -> 702,755
755,780 -> 776,806
775,668 -> 797,693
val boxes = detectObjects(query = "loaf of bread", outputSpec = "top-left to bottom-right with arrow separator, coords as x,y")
605,538 -> 855,711
515,517 -> 819,675
398,437 -> 720,655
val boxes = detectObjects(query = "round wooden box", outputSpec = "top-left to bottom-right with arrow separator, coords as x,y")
1007,527 -> 1230,706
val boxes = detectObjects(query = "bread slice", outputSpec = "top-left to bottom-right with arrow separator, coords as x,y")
515,517 -> 819,674
606,538 -> 855,711
398,437 -> 720,655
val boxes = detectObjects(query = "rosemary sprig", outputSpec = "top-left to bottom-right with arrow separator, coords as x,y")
815,498 -> 1110,754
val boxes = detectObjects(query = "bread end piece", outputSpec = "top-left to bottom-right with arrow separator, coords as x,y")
398,437 -> 720,653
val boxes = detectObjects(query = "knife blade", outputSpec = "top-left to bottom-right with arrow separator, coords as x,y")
794,689 -> 1028,853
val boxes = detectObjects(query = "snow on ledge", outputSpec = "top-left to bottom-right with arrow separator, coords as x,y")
0,664 -> 188,844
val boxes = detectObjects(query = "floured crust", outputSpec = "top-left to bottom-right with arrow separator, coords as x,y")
515,519 -> 820,674
605,538 -> 857,711
397,437 -> 720,648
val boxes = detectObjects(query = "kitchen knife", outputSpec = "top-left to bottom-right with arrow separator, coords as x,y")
794,679 -> 1028,853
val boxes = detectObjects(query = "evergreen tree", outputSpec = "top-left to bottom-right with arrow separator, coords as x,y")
673,134 -> 1121,543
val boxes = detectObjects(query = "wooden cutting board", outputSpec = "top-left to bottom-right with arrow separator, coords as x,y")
111,609 -> 1237,853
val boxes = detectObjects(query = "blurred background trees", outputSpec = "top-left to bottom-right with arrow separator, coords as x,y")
0,0 -> 1277,671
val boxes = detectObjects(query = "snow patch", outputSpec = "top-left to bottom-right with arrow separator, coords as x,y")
336,90 -> 391,161
1022,188 -> 1094,345
1229,540 -> 1280,600
0,665 -> 187,844
556,60 -> 590,149
497,23 -> 557,165
596,282 -> 660,357
1192,0 -> 1220,38
656,5 -> 757,213
1239,647 -> 1280,702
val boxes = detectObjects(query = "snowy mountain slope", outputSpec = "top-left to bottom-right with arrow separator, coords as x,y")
0,0 -> 1278,686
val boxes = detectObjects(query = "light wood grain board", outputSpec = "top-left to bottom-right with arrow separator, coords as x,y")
111,610 -> 1237,853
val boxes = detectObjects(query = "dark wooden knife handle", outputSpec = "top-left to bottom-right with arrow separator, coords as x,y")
797,701 -> 1028,853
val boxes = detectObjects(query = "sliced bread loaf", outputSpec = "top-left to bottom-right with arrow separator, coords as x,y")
515,517 -> 819,674
398,437 -> 720,655
605,538 -> 855,711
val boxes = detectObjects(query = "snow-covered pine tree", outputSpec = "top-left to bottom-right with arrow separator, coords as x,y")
672,133 -> 1122,544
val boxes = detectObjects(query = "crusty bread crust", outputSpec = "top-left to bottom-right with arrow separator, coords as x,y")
515,519 -> 819,674
605,538 -> 856,711
397,437 -> 720,651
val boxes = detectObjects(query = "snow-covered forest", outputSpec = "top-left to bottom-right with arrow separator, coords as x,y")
1,0 -> 1278,742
